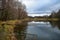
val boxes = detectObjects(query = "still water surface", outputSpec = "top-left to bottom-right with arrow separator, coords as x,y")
0,21 -> 60,40
26,21 -> 60,40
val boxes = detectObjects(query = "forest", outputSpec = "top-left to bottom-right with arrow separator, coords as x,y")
0,0 -> 27,21
0,0 -> 60,21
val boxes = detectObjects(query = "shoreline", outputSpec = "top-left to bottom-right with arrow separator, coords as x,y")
0,18 -> 59,25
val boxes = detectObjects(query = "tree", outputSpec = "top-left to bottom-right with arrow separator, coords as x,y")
49,10 -> 60,19
0,0 -> 27,21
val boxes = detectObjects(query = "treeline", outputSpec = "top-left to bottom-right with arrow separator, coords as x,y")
31,10 -> 60,20
49,10 -> 60,19
0,0 -> 27,21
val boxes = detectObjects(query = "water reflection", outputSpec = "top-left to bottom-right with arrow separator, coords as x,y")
0,21 -> 60,40
26,21 -> 60,40
49,21 -> 60,29
14,22 -> 27,40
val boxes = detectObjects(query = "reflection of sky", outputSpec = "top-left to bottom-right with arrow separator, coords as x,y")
27,21 -> 60,40
21,0 -> 60,16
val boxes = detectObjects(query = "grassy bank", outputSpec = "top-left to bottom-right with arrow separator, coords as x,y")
0,20 -> 22,25
0,18 -> 59,25
25,18 -> 59,21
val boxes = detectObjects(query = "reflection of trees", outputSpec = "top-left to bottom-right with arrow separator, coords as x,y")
14,22 -> 28,40
49,21 -> 60,29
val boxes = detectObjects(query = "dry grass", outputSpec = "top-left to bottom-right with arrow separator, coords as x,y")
0,20 -> 22,25
0,18 -> 59,25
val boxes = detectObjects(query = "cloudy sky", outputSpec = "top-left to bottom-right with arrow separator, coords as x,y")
21,0 -> 60,16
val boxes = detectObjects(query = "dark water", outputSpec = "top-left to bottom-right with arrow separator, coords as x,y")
0,21 -> 60,40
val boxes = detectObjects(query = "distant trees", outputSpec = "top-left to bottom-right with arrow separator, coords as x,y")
49,10 -> 60,19
55,10 -> 60,18
0,0 -> 27,21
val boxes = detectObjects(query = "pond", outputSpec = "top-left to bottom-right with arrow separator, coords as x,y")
0,21 -> 60,40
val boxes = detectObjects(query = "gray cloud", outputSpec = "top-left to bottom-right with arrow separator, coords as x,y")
22,0 -> 60,16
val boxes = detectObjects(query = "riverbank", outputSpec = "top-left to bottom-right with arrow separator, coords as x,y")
25,18 -> 59,21
0,18 -> 59,25
0,20 -> 22,25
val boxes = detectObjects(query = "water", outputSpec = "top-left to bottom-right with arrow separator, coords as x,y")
26,21 -> 60,40
0,21 -> 60,40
